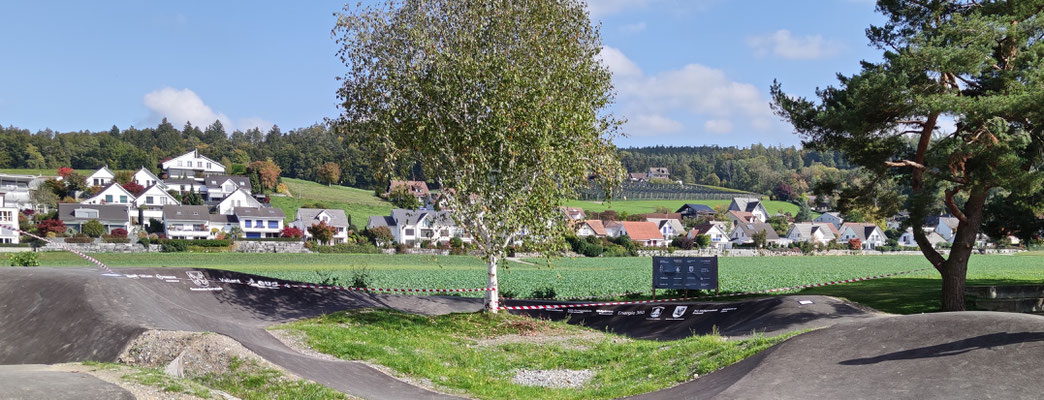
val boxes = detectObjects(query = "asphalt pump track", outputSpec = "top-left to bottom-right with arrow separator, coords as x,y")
2,267 -> 1042,399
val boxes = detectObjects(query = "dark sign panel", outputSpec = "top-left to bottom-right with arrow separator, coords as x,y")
652,256 -> 718,290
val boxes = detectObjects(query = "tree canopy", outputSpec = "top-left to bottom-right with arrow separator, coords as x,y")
771,0 -> 1044,311
334,0 -> 624,311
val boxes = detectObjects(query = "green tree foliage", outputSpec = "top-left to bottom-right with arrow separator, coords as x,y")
771,1 -> 1044,310
766,215 -> 790,236
751,229 -> 768,249
695,234 -> 710,249
81,219 -> 105,238
308,221 -> 336,245
9,251 -> 39,267
335,0 -> 624,311
388,186 -> 421,209
247,160 -> 281,193
795,201 -> 813,223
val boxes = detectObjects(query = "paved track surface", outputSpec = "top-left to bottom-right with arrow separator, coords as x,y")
631,311 -> 1044,399
0,364 -> 134,400
0,267 -> 482,400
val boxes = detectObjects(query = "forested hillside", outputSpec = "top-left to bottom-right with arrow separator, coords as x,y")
0,122 -> 860,198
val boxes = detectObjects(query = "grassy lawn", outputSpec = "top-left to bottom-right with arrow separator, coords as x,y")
0,168 -> 93,176
564,199 -> 804,217
278,309 -> 789,400
274,177 -> 393,226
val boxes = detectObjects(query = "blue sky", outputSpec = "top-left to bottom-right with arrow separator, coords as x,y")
0,1 -> 885,147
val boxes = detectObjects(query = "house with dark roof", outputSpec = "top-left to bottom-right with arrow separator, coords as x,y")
367,209 -> 469,246
648,167 -> 670,180
839,222 -> 887,249
234,207 -> 285,238
813,212 -> 844,229
688,223 -> 729,249
729,221 -> 781,247
728,197 -> 768,223
162,205 -> 212,239
293,208 -> 351,244
58,203 -> 131,234
676,204 -> 716,219
787,222 -> 839,246
203,175 -> 252,201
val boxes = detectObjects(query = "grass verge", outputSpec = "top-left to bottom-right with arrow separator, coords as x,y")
278,309 -> 791,400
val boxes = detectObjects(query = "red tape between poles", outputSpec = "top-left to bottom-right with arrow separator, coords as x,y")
0,226 -> 115,275
498,267 -> 933,311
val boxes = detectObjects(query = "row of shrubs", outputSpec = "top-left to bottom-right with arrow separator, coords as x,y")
312,243 -> 382,254
158,239 -> 233,252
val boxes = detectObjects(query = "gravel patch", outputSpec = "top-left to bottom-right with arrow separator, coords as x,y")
119,330 -> 297,379
512,369 -> 594,389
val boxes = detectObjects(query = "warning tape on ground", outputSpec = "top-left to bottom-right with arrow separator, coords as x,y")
507,292 -> 644,302
277,282 -> 495,293
113,271 -> 496,294
0,226 -> 114,274
498,267 -> 932,311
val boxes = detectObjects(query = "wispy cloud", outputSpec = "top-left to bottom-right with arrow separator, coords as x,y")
621,22 -> 647,34
143,87 -> 271,132
746,29 -> 843,60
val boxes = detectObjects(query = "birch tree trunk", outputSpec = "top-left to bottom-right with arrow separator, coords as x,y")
485,254 -> 499,313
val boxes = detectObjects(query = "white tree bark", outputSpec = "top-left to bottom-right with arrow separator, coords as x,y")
485,254 -> 499,313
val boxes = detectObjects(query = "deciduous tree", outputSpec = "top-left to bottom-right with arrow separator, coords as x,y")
317,162 -> 341,186
335,0 -> 624,311
771,0 -> 1044,310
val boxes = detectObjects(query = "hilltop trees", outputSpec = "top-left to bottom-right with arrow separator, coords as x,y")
335,0 -> 624,312
771,0 -> 1044,311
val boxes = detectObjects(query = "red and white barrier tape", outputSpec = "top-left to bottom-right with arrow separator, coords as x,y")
0,226 -> 114,274
499,267 -> 932,311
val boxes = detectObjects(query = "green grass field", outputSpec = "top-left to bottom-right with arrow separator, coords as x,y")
28,251 -> 1044,314
273,177 -> 393,226
0,168 -> 93,176
564,199 -> 804,217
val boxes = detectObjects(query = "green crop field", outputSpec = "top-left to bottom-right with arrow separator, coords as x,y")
273,177 -> 393,226
564,199 -> 805,217
29,251 -> 1044,313
0,168 -> 93,176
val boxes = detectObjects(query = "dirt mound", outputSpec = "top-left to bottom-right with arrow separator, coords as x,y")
632,312 -> 1044,399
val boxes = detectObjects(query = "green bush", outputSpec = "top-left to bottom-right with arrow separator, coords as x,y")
578,241 -> 603,257
236,237 -> 301,242
161,240 -> 188,252
64,236 -> 94,244
9,251 -> 39,267
81,220 -> 105,238
529,287 -> 557,299
158,239 -> 232,248
602,245 -> 630,257
101,235 -> 131,244
314,243 -> 381,254
450,237 -> 464,249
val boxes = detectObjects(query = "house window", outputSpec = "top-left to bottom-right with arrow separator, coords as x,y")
105,195 -> 113,202
160,197 -> 167,205
0,211 -> 11,222
198,161 -> 203,168
207,162 -> 211,169
119,195 -> 128,203
405,229 -> 415,236
268,220 -> 277,229
244,220 -> 252,228
146,196 -> 154,204
178,161 -> 183,167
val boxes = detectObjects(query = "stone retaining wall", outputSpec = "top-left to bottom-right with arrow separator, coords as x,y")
39,242 -> 162,253
233,241 -> 309,253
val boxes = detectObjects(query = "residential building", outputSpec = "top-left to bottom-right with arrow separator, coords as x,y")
604,221 -> 624,238
163,178 -> 207,197
294,208 -> 351,244
728,197 -> 768,223
162,205 -> 212,240
618,221 -> 666,247
216,189 -> 262,215
0,193 -> 19,244
727,210 -> 758,227
647,218 -> 684,239
209,214 -> 239,237
388,180 -> 430,199
561,206 -> 586,221
203,175 -> 252,201
627,172 -> 649,182
730,222 -> 781,247
576,220 -> 607,238
367,209 -> 469,246
839,223 -> 887,249
134,184 -> 181,225
886,212 -> 910,230
688,223 -> 729,249
648,167 -> 670,180
676,204 -> 716,219
898,228 -> 949,248
925,216 -> 960,243
132,167 -> 164,189
813,212 -> 844,229
57,203 -> 131,234
235,207 -> 285,239
162,149 -> 226,180
0,174 -> 44,211
787,222 -> 839,246
81,183 -> 135,206
85,166 -> 115,187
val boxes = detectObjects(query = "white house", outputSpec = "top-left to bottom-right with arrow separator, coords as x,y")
235,207 -> 285,239
787,222 -> 839,246
839,223 -> 887,249
132,167 -> 164,189
647,218 -> 685,239
688,223 -> 729,249
216,189 -> 262,215
202,175 -> 252,201
730,222 -> 781,246
813,212 -> 844,229
162,149 -> 225,180
57,203 -> 131,234
294,208 -> 350,244
134,184 -> 181,225
81,183 -> 136,206
604,221 -> 624,238
367,209 -> 469,246
729,197 -> 768,223
0,193 -> 20,244
576,220 -> 607,238
162,205 -> 212,240
561,206 -> 586,221
85,166 -> 115,187
163,178 -> 207,196
899,228 -> 949,248
927,216 -> 960,243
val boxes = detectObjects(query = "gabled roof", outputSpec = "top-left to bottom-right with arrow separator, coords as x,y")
57,203 -> 129,222
162,149 -> 225,169
648,167 -> 669,175
790,222 -> 838,241
690,223 -> 726,237
816,212 -> 842,220
580,220 -> 607,236
86,166 -> 115,179
217,189 -> 260,208
296,208 -> 350,227
209,214 -> 238,224
731,197 -> 764,213
841,222 -> 881,242
388,180 -> 430,196
728,210 -> 756,223
234,207 -> 285,219
205,175 -> 251,188
368,215 -> 395,228
620,221 -> 664,241
135,184 -> 181,206
735,222 -> 780,240
134,167 -> 163,183
163,178 -> 201,186
82,183 -> 136,204
650,218 -> 685,233
163,205 -> 210,221
628,172 -> 648,180
677,204 -> 715,214
561,206 -> 586,219
642,212 -> 683,220
390,208 -> 455,227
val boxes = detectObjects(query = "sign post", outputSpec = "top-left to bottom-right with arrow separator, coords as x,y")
652,256 -> 718,299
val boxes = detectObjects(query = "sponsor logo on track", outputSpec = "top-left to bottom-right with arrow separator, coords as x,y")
596,309 -> 614,316
668,306 -> 688,320
617,310 -> 645,316
186,271 -> 223,292
649,306 -> 664,319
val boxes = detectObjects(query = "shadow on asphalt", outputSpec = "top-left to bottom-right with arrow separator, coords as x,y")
840,331 -> 1044,365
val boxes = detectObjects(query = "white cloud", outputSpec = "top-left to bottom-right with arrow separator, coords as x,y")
603,47 -> 777,138
586,0 -> 654,18
746,30 -> 843,60
621,22 -> 647,34
627,114 -> 684,136
704,119 -> 733,134
143,87 -> 270,132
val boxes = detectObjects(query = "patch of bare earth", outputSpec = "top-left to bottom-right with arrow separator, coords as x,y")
118,330 -> 291,380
